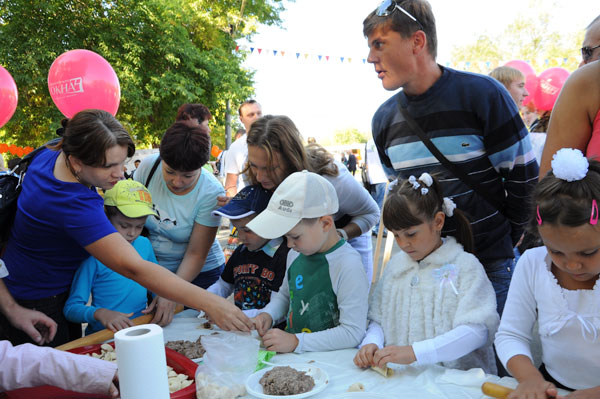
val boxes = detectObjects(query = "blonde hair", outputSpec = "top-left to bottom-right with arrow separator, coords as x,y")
489,66 -> 524,88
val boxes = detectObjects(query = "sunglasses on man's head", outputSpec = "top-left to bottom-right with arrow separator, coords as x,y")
376,0 -> 424,31
581,44 -> 600,62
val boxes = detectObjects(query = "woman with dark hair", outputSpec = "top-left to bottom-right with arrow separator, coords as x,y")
0,110 -> 252,347
133,121 -> 227,326
239,115 -> 380,283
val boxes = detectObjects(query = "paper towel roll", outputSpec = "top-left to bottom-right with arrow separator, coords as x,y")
115,324 -> 170,399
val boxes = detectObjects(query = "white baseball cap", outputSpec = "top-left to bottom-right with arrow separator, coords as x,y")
246,170 -> 339,239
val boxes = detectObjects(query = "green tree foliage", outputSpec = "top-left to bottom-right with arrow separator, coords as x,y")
324,128 -> 369,146
451,12 -> 583,74
0,0 -> 286,147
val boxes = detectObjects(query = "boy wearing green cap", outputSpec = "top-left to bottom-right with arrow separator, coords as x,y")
64,180 -> 159,334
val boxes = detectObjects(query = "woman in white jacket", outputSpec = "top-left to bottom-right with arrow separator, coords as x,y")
354,173 -> 499,374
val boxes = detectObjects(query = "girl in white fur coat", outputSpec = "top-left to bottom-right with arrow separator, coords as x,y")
354,173 -> 499,374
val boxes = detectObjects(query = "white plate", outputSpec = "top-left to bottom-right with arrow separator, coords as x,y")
245,363 -> 329,399
328,394 -> 395,399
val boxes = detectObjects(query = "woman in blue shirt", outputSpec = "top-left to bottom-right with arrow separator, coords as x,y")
0,109 -> 252,347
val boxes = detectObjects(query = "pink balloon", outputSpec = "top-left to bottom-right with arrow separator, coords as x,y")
0,65 -> 18,128
532,67 -> 570,111
48,49 -> 120,118
504,60 -> 536,78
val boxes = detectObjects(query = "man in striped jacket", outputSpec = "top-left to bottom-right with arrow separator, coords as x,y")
363,0 -> 539,316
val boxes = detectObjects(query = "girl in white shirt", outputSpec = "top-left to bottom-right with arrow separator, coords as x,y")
495,148 -> 600,397
355,173 -> 499,373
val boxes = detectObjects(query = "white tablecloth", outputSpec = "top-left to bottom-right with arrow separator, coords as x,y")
162,310 -> 565,399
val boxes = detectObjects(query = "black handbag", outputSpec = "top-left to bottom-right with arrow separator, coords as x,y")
0,139 -> 60,249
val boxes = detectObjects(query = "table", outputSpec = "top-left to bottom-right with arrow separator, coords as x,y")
163,310 -> 565,399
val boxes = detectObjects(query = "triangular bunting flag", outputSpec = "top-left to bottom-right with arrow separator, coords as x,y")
318,55 -> 322,61
296,53 -> 300,59
326,56 -> 329,61
340,57 -> 344,62
258,48 -> 263,54
235,45 -> 239,51
250,47 -> 255,53
281,51 -> 285,57
348,58 -> 352,63
304,54 -> 309,59
362,59 -> 366,63
273,50 -> 277,56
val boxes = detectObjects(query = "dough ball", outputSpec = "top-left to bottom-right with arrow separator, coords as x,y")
347,382 -> 365,392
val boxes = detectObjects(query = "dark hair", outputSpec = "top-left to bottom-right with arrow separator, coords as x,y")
159,122 -> 210,171
528,159 -> 600,236
382,174 -> 474,253
363,0 -> 438,59
7,157 -> 22,170
104,205 -> 124,219
48,109 -> 135,166
239,99 -> 259,117
176,103 -> 211,123
245,115 -> 311,186
305,143 -> 339,177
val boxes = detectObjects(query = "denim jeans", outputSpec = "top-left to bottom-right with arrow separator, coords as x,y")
481,257 -> 514,317
190,264 -> 225,289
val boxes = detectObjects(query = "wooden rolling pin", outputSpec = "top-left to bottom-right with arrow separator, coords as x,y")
482,382 -> 514,399
56,305 -> 184,351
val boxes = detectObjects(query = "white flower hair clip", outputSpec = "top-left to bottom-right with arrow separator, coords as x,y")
418,172 -> 433,187
551,148 -> 589,182
408,175 -> 420,190
442,197 -> 456,217
421,188 -> 429,195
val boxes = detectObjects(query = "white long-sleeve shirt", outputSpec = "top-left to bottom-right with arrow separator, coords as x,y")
360,321 -> 488,365
495,246 -> 600,390
260,241 -> 369,353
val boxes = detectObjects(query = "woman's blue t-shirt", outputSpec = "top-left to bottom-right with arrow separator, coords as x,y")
3,148 -> 116,300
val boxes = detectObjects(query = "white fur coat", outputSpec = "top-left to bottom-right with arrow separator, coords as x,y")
369,237 -> 499,373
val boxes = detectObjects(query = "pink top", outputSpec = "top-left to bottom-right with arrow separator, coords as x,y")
0,340 -> 117,394
585,108 -> 600,161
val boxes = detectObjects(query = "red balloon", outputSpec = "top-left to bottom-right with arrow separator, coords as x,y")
48,49 -> 120,118
532,67 -> 570,111
0,65 -> 18,128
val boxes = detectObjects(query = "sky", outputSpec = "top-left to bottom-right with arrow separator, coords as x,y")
237,0 -> 597,142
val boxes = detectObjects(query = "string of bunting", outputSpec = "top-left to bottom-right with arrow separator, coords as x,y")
236,45 -> 578,69
0,143 -> 34,157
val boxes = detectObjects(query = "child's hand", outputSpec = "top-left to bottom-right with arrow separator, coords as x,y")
252,313 -> 273,336
94,308 -> 134,332
261,328 -> 299,353
217,195 -> 232,207
507,376 -> 558,399
354,344 -> 378,368
372,345 -> 416,368
565,386 -> 600,398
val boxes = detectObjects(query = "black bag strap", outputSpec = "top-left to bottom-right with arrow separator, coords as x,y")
145,155 -> 161,188
397,101 -> 505,215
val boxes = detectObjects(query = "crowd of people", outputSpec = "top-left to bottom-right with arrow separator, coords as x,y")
0,1 -> 599,398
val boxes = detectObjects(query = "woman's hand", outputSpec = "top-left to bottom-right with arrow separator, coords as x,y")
353,343 -> 378,368
261,329 -> 299,353
144,296 -> 176,326
94,308 -> 134,332
5,304 -> 57,344
108,371 -> 119,398
372,345 -> 416,368
216,195 -> 232,208
203,295 -> 253,332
